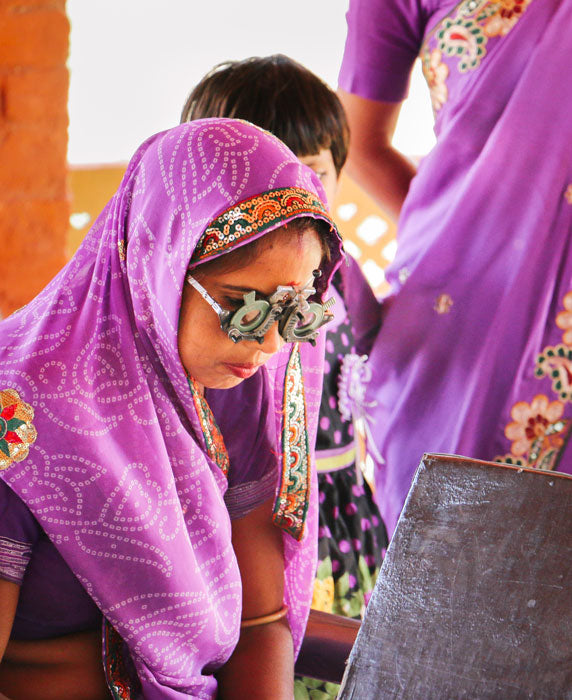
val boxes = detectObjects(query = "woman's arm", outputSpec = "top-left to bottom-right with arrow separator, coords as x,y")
338,89 -> 417,222
216,496 -> 293,700
0,579 -> 19,663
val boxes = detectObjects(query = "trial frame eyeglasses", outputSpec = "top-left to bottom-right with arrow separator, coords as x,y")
185,271 -> 335,346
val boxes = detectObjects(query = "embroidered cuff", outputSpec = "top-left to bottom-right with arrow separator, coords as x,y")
224,468 -> 276,520
0,535 -> 32,584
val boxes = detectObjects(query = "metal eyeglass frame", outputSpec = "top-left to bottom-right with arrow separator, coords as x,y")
185,270 -> 335,346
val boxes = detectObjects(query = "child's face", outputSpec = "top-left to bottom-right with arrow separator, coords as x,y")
300,149 -> 338,211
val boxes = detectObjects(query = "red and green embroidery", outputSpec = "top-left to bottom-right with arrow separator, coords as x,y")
495,394 -> 570,471
272,344 -> 311,541
421,0 -> 533,112
188,375 -> 229,477
0,388 -> 37,470
535,344 -> 572,402
495,290 -> 572,470
191,187 -> 332,265
103,620 -> 139,700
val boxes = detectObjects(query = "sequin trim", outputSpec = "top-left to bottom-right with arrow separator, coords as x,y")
0,535 -> 32,584
191,187 -> 333,265
273,345 -> 311,541
188,376 -> 230,477
0,388 -> 37,471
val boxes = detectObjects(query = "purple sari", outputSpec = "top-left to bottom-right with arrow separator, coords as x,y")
340,0 -> 572,534
0,119 -> 342,698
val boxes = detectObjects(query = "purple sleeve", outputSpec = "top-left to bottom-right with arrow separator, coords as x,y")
338,0 -> 429,102
0,479 -> 41,584
223,468 -> 276,521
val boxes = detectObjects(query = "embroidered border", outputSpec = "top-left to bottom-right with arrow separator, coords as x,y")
103,620 -> 137,700
0,388 -> 37,471
191,187 -> 333,265
188,375 -> 230,477
272,344 -> 311,541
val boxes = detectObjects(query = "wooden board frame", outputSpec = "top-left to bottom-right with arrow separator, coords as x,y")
339,454 -> 572,699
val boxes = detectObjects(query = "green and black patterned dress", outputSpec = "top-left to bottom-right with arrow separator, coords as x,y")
294,271 -> 388,700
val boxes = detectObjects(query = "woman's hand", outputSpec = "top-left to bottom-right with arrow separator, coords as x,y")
338,89 -> 417,222
216,496 -> 293,700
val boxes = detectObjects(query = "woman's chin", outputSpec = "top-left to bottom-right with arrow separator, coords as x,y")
203,373 -> 248,391
195,362 -> 263,390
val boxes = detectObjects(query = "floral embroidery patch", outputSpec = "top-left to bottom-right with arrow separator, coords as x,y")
187,376 -> 229,477
497,394 -> 569,471
0,388 -> 37,470
436,12 -> 490,73
556,291 -> 572,343
423,49 -> 449,111
496,290 -> 572,470
535,345 -> 572,402
421,0 -> 533,112
191,187 -> 333,265
272,344 -> 311,541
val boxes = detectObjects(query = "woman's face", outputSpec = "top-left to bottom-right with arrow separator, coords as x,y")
178,227 -> 324,390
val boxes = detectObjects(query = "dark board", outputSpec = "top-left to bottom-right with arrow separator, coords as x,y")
339,454 -> 572,699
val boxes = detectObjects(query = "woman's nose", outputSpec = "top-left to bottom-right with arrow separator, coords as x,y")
259,321 -> 284,355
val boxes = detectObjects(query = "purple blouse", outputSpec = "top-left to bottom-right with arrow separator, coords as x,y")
1,479 -> 101,639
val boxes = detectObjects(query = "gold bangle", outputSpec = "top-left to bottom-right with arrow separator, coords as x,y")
240,604 -> 288,629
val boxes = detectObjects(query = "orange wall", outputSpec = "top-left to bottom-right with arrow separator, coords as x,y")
67,166 -> 126,257
0,0 -> 69,316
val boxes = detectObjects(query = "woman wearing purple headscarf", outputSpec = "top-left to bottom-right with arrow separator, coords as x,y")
0,119 -> 342,699
338,0 -> 572,535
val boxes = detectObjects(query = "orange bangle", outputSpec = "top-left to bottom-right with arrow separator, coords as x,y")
240,604 -> 288,629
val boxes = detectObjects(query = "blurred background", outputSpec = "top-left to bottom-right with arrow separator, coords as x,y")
0,0 -> 435,316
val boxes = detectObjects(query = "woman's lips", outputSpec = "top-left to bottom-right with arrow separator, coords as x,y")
223,362 -> 262,379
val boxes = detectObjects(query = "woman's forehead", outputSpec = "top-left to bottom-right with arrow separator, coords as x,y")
205,229 -> 323,291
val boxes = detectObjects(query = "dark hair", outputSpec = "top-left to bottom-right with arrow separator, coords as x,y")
180,55 -> 349,176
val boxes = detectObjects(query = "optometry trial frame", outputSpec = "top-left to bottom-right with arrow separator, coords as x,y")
185,270 -> 335,345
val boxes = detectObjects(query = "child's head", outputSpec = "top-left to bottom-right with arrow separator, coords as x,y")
180,54 -> 349,207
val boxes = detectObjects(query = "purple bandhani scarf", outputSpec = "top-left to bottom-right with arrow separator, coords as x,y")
0,119 -> 342,698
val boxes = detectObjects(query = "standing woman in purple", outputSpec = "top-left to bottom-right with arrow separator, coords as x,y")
338,0 -> 572,535
0,119 -> 342,699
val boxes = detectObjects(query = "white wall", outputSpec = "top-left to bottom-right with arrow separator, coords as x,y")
67,0 -> 435,165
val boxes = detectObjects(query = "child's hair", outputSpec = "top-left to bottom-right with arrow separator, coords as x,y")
180,54 -> 349,176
